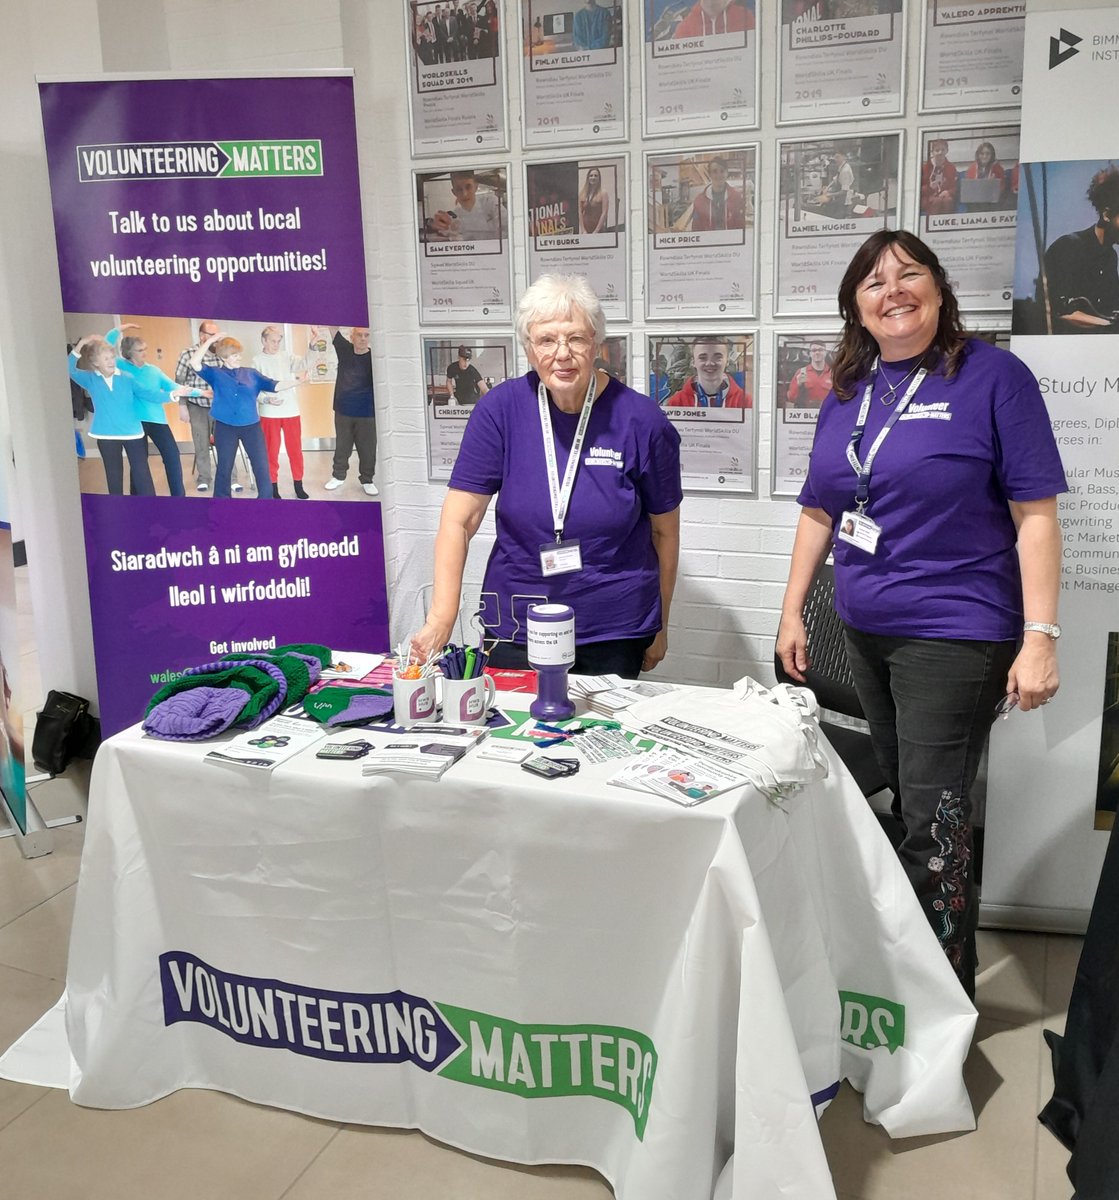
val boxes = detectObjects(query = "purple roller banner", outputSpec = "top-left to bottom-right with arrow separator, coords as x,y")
38,75 -> 367,323
83,495 -> 389,738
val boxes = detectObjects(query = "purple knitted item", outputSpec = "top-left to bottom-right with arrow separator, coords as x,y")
324,692 -> 395,727
286,652 -> 325,683
183,658 -> 290,728
143,687 -> 248,741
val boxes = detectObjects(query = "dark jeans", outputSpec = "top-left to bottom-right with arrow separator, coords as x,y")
213,421 -> 271,499
843,626 -> 1017,1000
332,414 -> 377,483
142,421 -> 184,497
487,635 -> 654,681
99,438 -> 154,496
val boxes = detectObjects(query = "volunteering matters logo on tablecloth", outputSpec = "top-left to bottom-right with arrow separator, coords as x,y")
159,951 -> 659,1138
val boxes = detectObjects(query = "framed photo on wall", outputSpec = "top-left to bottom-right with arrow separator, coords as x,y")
422,334 -> 515,479
645,145 -> 758,320
641,0 -> 758,137
775,132 -> 901,316
525,155 -> 630,319
520,0 -> 627,148
414,164 -> 513,323
771,331 -> 838,497
405,0 -> 509,156
647,330 -> 756,493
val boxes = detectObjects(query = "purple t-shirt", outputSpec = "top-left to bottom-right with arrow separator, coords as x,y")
797,339 -> 1067,640
449,371 -> 683,643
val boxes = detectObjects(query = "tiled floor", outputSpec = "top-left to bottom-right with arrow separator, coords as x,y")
0,787 -> 1083,1200
0,564 -> 1083,1199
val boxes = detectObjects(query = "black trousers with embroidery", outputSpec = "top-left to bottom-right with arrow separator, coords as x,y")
843,626 -> 1018,1000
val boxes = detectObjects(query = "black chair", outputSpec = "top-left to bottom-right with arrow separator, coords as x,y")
773,561 -> 890,801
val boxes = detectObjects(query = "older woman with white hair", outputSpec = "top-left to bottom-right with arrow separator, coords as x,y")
411,274 -> 682,677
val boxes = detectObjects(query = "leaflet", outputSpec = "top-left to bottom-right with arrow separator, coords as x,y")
203,715 -> 326,770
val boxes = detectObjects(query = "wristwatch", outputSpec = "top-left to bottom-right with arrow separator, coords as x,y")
1023,621 -> 1061,640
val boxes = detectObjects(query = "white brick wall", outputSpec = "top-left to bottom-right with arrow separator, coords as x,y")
72,0 -> 1011,689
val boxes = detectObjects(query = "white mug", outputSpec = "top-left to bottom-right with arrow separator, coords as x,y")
392,674 -> 437,728
441,675 -> 496,726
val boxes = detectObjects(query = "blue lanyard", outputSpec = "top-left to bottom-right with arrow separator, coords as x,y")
844,359 -> 927,511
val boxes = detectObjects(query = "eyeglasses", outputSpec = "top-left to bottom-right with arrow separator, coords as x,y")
531,334 -> 594,358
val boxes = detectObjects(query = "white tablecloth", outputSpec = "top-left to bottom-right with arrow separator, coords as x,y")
1,698 -> 977,1200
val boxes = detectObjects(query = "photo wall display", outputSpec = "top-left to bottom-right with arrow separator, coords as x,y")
423,335 -> 515,479
645,145 -> 759,320
919,0 -> 1025,113
647,331 -> 756,493
917,126 -> 1020,312
777,0 -> 905,125
520,0 -> 627,148
414,164 -> 513,322
771,331 -> 838,497
598,333 -> 631,385
525,155 -> 630,318
405,0 -> 509,156
775,132 -> 901,316
423,331 -> 629,481
641,0 -> 759,137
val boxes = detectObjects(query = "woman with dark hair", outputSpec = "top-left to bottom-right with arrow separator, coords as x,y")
776,229 -> 1066,998
963,140 -> 1007,211
967,141 -> 1004,182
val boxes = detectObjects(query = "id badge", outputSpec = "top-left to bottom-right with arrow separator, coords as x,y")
837,510 -> 881,555
539,539 -> 582,576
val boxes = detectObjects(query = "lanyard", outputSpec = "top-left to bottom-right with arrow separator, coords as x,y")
845,358 -> 926,511
538,372 -> 598,543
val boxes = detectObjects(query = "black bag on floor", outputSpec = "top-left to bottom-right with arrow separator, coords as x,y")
32,690 -> 101,776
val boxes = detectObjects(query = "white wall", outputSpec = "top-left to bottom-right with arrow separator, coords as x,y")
0,0 -> 1032,705
0,0 -> 103,706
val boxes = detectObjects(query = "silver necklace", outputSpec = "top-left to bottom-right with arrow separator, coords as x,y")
878,360 -> 922,407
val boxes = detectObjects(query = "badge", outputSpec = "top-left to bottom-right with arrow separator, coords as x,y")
837,510 -> 881,555
539,539 -> 583,576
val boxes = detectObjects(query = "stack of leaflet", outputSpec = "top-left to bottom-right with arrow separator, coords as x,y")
608,749 -> 751,806
568,674 -> 680,718
360,725 -> 487,780
616,678 -> 829,805
204,714 -> 326,770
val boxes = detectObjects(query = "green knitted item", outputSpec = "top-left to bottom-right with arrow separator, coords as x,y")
274,643 -> 333,669
302,686 -> 392,724
145,663 -> 278,722
223,651 -> 312,706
